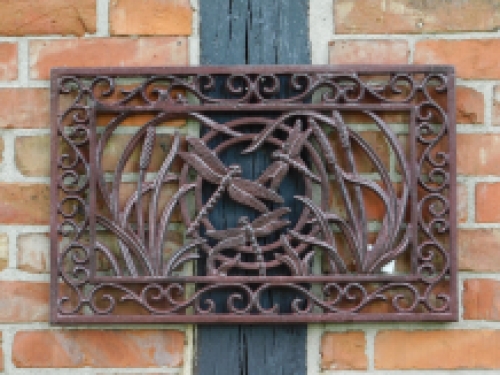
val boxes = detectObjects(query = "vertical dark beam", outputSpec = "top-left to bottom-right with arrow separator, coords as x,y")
197,1 -> 310,374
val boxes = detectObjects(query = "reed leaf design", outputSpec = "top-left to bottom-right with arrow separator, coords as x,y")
96,127 -> 199,277
293,111 -> 410,274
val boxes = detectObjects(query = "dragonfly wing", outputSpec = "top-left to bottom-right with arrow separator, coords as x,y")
251,207 -> 291,228
234,178 -> 284,204
186,137 -> 227,175
257,161 -> 283,184
228,184 -> 269,213
212,234 -> 246,253
242,122 -> 278,154
254,219 -> 291,237
207,227 -> 244,240
269,164 -> 289,190
178,152 -> 223,184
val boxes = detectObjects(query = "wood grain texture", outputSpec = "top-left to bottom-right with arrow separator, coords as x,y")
197,0 -> 309,374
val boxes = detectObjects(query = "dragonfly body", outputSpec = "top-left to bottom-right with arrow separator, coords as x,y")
206,208 -> 291,276
259,119 -> 319,189
179,137 -> 284,236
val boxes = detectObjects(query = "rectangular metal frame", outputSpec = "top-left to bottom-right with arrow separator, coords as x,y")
50,65 -> 457,323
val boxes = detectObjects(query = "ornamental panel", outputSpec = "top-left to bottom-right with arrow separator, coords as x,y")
50,66 -> 457,323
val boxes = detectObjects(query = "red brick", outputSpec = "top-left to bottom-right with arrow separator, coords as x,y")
0,43 -> 17,80
110,0 -> 192,36
13,330 -> 184,368
329,40 -> 409,64
463,279 -> 500,321
415,39 -> 500,80
457,134 -> 500,176
0,89 -> 49,129
17,233 -> 50,274
0,282 -> 48,322
0,184 -> 50,225
476,183 -> 500,222
321,332 -> 367,370
15,135 -> 50,177
0,0 -> 96,36
375,330 -> 500,369
335,0 -> 500,34
30,37 -> 188,80
459,229 -> 500,272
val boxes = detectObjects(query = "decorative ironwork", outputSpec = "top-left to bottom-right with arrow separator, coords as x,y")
50,66 -> 457,323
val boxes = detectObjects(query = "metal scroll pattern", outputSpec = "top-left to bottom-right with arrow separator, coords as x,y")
51,67 -> 455,322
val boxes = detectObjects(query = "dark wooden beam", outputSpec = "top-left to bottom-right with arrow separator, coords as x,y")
197,1 -> 310,374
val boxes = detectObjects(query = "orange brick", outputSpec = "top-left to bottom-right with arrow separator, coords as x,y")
329,40 -> 409,64
329,181 -> 392,223
0,0 -> 96,36
0,89 -> 49,129
321,332 -> 367,370
457,134 -> 500,176
449,86 -> 484,124
335,0 -> 500,34
110,0 -> 192,36
100,133 -> 186,174
0,184 -> 50,225
17,233 -> 50,274
30,37 -> 188,80
463,279 -> 500,321
376,330 -> 500,369
415,39 -> 500,79
476,183 -> 500,222
456,86 -> 484,124
15,135 -> 50,177
459,229 -> 500,272
0,43 -> 17,80
13,330 -> 184,368
0,282 -> 48,322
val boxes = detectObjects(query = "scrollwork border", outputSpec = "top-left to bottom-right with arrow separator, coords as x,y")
50,65 -> 456,323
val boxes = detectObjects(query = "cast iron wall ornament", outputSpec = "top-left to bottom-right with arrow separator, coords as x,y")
50,65 -> 457,323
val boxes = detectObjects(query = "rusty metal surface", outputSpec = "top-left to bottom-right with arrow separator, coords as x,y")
50,65 -> 457,323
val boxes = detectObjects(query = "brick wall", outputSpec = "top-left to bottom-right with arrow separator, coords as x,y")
313,0 -> 500,373
0,0 -> 195,373
0,0 -> 498,374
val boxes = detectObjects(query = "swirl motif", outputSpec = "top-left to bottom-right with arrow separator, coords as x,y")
52,67 -> 455,322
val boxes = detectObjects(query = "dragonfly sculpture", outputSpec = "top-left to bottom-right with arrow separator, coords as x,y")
257,119 -> 320,190
205,208 -> 291,276
179,137 -> 285,236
